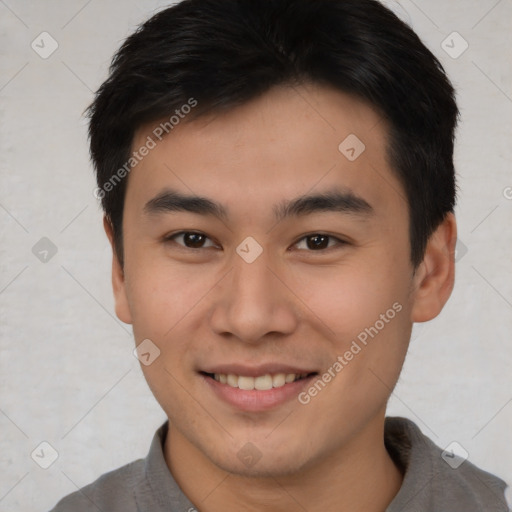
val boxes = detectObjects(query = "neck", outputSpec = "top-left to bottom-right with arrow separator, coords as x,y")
164,413 -> 403,512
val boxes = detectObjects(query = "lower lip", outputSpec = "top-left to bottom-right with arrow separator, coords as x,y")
201,374 -> 316,412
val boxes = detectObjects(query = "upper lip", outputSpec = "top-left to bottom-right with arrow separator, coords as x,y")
200,364 -> 318,377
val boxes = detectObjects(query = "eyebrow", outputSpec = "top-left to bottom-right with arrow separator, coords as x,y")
143,187 -> 374,222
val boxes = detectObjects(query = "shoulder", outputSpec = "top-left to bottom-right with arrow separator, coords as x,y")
433,449 -> 509,510
385,416 -> 509,511
48,458 -> 145,512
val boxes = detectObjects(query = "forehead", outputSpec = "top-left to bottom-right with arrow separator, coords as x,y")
127,84 -> 407,221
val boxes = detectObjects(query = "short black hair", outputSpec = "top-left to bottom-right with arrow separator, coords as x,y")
87,0 -> 459,268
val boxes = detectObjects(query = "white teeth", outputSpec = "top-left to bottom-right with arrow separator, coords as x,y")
254,374 -> 273,390
238,376 -> 255,390
212,372 -> 310,390
227,374 -> 238,387
272,373 -> 286,387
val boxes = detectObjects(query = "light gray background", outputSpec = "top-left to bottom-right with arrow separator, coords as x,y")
1,1 -> 511,510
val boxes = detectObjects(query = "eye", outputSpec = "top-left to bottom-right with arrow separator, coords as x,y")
293,234 -> 347,251
165,231 -> 217,249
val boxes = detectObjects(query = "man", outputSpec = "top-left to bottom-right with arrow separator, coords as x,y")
50,0 -> 509,510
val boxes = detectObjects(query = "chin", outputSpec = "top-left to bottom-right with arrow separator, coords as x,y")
203,438 -> 316,479
217,455 -> 308,479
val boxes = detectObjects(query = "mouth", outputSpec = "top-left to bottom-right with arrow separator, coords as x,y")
199,368 -> 319,412
201,371 -> 316,390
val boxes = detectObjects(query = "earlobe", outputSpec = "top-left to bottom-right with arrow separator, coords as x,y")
411,213 -> 457,323
103,216 -> 133,325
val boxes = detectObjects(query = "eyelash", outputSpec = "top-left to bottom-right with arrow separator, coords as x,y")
163,231 -> 348,252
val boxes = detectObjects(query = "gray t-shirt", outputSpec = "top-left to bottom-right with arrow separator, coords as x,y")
48,416 -> 509,511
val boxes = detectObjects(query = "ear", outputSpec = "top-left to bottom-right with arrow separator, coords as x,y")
103,216 -> 133,325
411,212 -> 457,322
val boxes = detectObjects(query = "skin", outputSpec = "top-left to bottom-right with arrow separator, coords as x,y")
104,83 -> 456,511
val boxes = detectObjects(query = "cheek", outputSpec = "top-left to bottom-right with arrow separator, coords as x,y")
124,255 -> 209,342
291,257 -> 412,392
125,260 -> 207,410
290,259 -> 408,336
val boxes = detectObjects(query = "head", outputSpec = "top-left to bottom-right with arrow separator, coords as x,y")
88,0 -> 458,477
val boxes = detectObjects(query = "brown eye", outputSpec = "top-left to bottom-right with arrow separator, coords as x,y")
306,234 -> 329,250
166,231 -> 216,249
184,233 -> 207,248
294,234 -> 346,251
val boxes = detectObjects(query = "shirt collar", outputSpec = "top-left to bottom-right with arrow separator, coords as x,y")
133,420 -> 196,511
133,417 -> 508,512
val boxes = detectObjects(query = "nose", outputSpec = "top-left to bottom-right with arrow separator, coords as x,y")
209,249 -> 298,344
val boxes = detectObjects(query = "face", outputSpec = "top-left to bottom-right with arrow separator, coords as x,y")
111,84 -> 443,477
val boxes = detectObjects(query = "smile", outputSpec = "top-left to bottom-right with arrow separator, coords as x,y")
200,368 -> 318,412
206,372 -> 313,390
